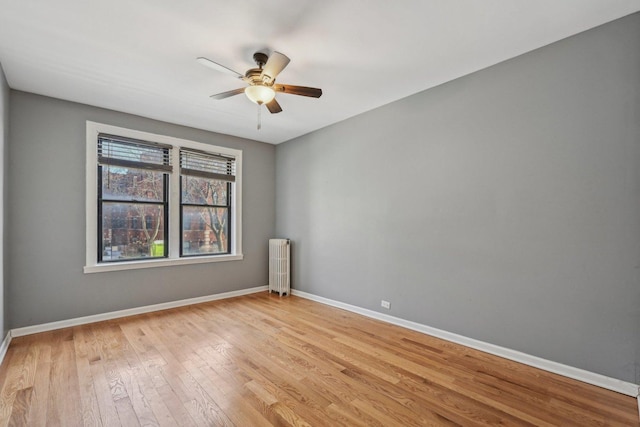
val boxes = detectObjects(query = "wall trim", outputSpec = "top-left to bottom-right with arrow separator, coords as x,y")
292,289 -> 640,398
10,286 -> 267,338
0,331 -> 11,367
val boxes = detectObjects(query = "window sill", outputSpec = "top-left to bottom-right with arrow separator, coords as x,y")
84,253 -> 244,274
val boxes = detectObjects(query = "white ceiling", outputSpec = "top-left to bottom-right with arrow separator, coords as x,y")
0,1 -> 638,144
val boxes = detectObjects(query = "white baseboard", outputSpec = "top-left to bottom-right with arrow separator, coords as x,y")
10,286 -> 268,338
292,289 -> 640,398
0,331 -> 11,367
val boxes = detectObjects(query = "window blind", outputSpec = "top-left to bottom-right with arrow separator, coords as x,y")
98,134 -> 172,172
180,148 -> 236,182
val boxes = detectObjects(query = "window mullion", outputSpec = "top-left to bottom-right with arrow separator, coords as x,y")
168,148 -> 181,259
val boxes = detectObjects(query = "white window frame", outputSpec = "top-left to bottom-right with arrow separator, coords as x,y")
84,121 -> 243,273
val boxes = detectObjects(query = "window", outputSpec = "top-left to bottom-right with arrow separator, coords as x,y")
180,149 -> 235,256
98,135 -> 170,262
85,122 -> 243,273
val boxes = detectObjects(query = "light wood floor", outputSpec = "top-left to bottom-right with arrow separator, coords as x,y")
0,293 -> 637,426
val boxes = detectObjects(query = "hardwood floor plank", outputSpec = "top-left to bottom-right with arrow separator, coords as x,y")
113,396 -> 141,427
7,386 -> 33,427
245,379 -> 278,405
325,402 -> 385,427
0,339 -> 29,424
87,325 -> 126,427
115,358 -> 160,426
155,384 -> 198,427
177,373 -> 234,427
47,332 -> 83,427
184,359 -> 271,427
350,397 -> 441,427
72,326 -> 103,427
128,321 -> 229,427
198,353 -> 285,426
25,342 -> 52,427
0,293 -> 637,426
117,323 -> 180,427
211,345 -> 332,426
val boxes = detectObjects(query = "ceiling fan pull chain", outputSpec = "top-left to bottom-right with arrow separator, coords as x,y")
257,103 -> 262,130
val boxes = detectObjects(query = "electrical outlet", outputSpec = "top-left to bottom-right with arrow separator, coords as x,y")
381,300 -> 391,309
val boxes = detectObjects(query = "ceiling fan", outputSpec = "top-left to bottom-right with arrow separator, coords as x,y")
197,51 -> 322,117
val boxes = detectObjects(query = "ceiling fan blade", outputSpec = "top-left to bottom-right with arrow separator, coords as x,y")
197,57 -> 245,80
274,84 -> 322,98
265,99 -> 283,114
210,88 -> 246,100
261,52 -> 290,84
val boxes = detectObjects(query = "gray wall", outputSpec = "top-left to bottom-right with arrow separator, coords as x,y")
8,91 -> 275,328
276,13 -> 640,383
0,64 -> 7,340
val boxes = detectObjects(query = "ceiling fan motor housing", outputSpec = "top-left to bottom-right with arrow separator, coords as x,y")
248,52 -> 274,86
253,52 -> 269,68
245,68 -> 272,86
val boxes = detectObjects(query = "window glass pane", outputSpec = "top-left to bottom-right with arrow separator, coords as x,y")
102,202 -> 165,261
181,176 -> 227,206
102,167 -> 165,202
182,206 -> 228,255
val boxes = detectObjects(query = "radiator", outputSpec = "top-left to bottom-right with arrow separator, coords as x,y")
269,239 -> 290,296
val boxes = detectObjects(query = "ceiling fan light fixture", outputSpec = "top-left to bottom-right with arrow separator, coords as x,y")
245,85 -> 275,105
